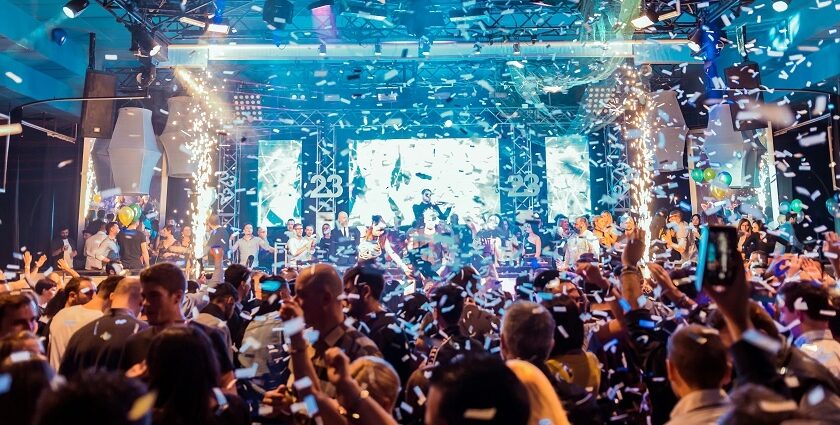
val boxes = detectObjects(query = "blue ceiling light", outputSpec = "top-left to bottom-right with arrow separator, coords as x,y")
51,28 -> 68,46
62,0 -> 89,18
772,0 -> 790,12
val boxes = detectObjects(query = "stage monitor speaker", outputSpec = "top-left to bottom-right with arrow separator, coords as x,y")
724,62 -> 766,131
81,70 -> 118,139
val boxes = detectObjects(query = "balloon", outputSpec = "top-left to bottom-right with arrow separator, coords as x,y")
130,204 -> 143,221
717,171 -> 732,186
690,168 -> 704,183
703,168 -> 717,182
790,199 -> 803,213
92,193 -> 102,203
827,197 -> 838,216
116,206 -> 135,226
779,201 -> 790,214
796,210 -> 805,223
711,186 -> 727,200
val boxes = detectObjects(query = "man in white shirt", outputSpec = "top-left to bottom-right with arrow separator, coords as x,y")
95,222 -> 121,271
48,276 -> 115,369
779,280 -> 840,377
563,216 -> 600,268
286,223 -> 311,266
84,223 -> 108,270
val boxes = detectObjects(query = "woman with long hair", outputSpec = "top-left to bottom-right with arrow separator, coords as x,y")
358,215 -> 411,276
168,225 -> 194,266
146,326 -> 248,425
154,225 -> 179,264
736,218 -> 752,256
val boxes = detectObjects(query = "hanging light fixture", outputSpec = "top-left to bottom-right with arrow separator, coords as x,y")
62,0 -> 89,18
159,96 -> 198,178
108,107 -> 162,195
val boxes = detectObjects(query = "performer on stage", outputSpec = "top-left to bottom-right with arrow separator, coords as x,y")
231,224 -> 276,268
476,214 -> 504,279
286,223 -> 311,266
412,189 -> 452,227
330,211 -> 360,266
357,215 -> 411,276
407,209 -> 448,281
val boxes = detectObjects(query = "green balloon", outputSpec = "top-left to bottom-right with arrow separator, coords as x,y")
703,168 -> 717,182
130,204 -> 143,222
690,168 -> 704,183
790,199 -> 803,213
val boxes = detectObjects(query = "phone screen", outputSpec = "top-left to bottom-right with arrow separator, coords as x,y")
695,225 -> 740,291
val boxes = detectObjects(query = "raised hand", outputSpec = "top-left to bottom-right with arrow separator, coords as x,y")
622,229 -> 646,266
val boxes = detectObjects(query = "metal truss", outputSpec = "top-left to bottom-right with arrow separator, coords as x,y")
312,128 -> 338,215
507,123 -> 540,213
216,135 -> 240,230
604,124 -> 632,214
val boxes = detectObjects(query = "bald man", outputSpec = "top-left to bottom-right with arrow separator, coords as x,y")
285,264 -> 381,396
59,277 -> 149,379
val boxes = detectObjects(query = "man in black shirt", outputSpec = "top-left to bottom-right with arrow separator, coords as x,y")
342,265 -> 413,385
116,220 -> 149,270
120,263 -> 235,386
412,189 -> 451,228
59,277 -> 148,379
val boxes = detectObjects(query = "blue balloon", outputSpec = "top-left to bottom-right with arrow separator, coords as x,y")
779,201 -> 790,214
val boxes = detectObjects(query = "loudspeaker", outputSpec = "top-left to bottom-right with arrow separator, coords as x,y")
80,70 -> 117,139
725,62 -> 766,131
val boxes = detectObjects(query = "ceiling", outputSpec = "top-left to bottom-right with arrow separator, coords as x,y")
0,0 -> 838,130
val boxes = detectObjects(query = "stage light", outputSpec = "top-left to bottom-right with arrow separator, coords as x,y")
419,37 -> 431,57
513,42 -> 521,55
0,123 -> 23,136
51,28 -> 68,46
374,42 -> 382,56
263,0 -> 294,30
473,43 -> 482,55
772,0 -> 790,12
319,42 -> 327,56
631,8 -> 657,29
129,25 -> 167,58
687,26 -> 703,53
307,0 -> 333,10
63,0 -> 89,18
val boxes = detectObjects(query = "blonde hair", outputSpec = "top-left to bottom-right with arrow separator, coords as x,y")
506,359 -> 570,425
349,356 -> 401,413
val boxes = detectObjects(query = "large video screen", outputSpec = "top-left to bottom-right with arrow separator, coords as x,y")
258,140 -> 302,228
545,135 -> 590,220
348,138 -> 500,226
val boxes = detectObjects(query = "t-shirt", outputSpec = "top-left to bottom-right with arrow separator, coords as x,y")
59,308 -> 148,379
117,229 -> 147,270
48,305 -> 104,370
120,321 -> 234,375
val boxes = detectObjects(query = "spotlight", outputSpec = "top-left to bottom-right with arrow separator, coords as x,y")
687,26 -> 703,53
307,0 -> 333,10
374,41 -> 382,56
129,25 -> 167,59
631,7 -> 658,29
62,0 -> 89,18
263,0 -> 294,30
319,42 -> 327,56
419,37 -> 431,57
772,0 -> 790,12
473,43 -> 482,55
513,42 -> 521,55
51,28 -> 68,46
136,55 -> 157,88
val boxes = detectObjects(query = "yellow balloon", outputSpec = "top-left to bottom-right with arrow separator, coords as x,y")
117,206 -> 135,226
711,186 -> 727,200
92,193 -> 102,203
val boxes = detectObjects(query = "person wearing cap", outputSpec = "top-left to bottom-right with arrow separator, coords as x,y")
412,189 -> 451,228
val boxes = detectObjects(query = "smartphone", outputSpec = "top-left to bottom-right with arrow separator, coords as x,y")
695,225 -> 741,291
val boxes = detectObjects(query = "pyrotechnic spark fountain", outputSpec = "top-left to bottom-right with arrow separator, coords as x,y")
84,152 -> 97,207
175,68 -> 228,275
618,64 -> 654,258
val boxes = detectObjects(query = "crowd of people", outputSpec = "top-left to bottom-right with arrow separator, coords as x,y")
1,191 -> 836,425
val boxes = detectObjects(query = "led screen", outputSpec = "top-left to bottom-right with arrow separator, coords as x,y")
545,135 -> 591,219
258,140 -> 302,228
348,138 -> 500,226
